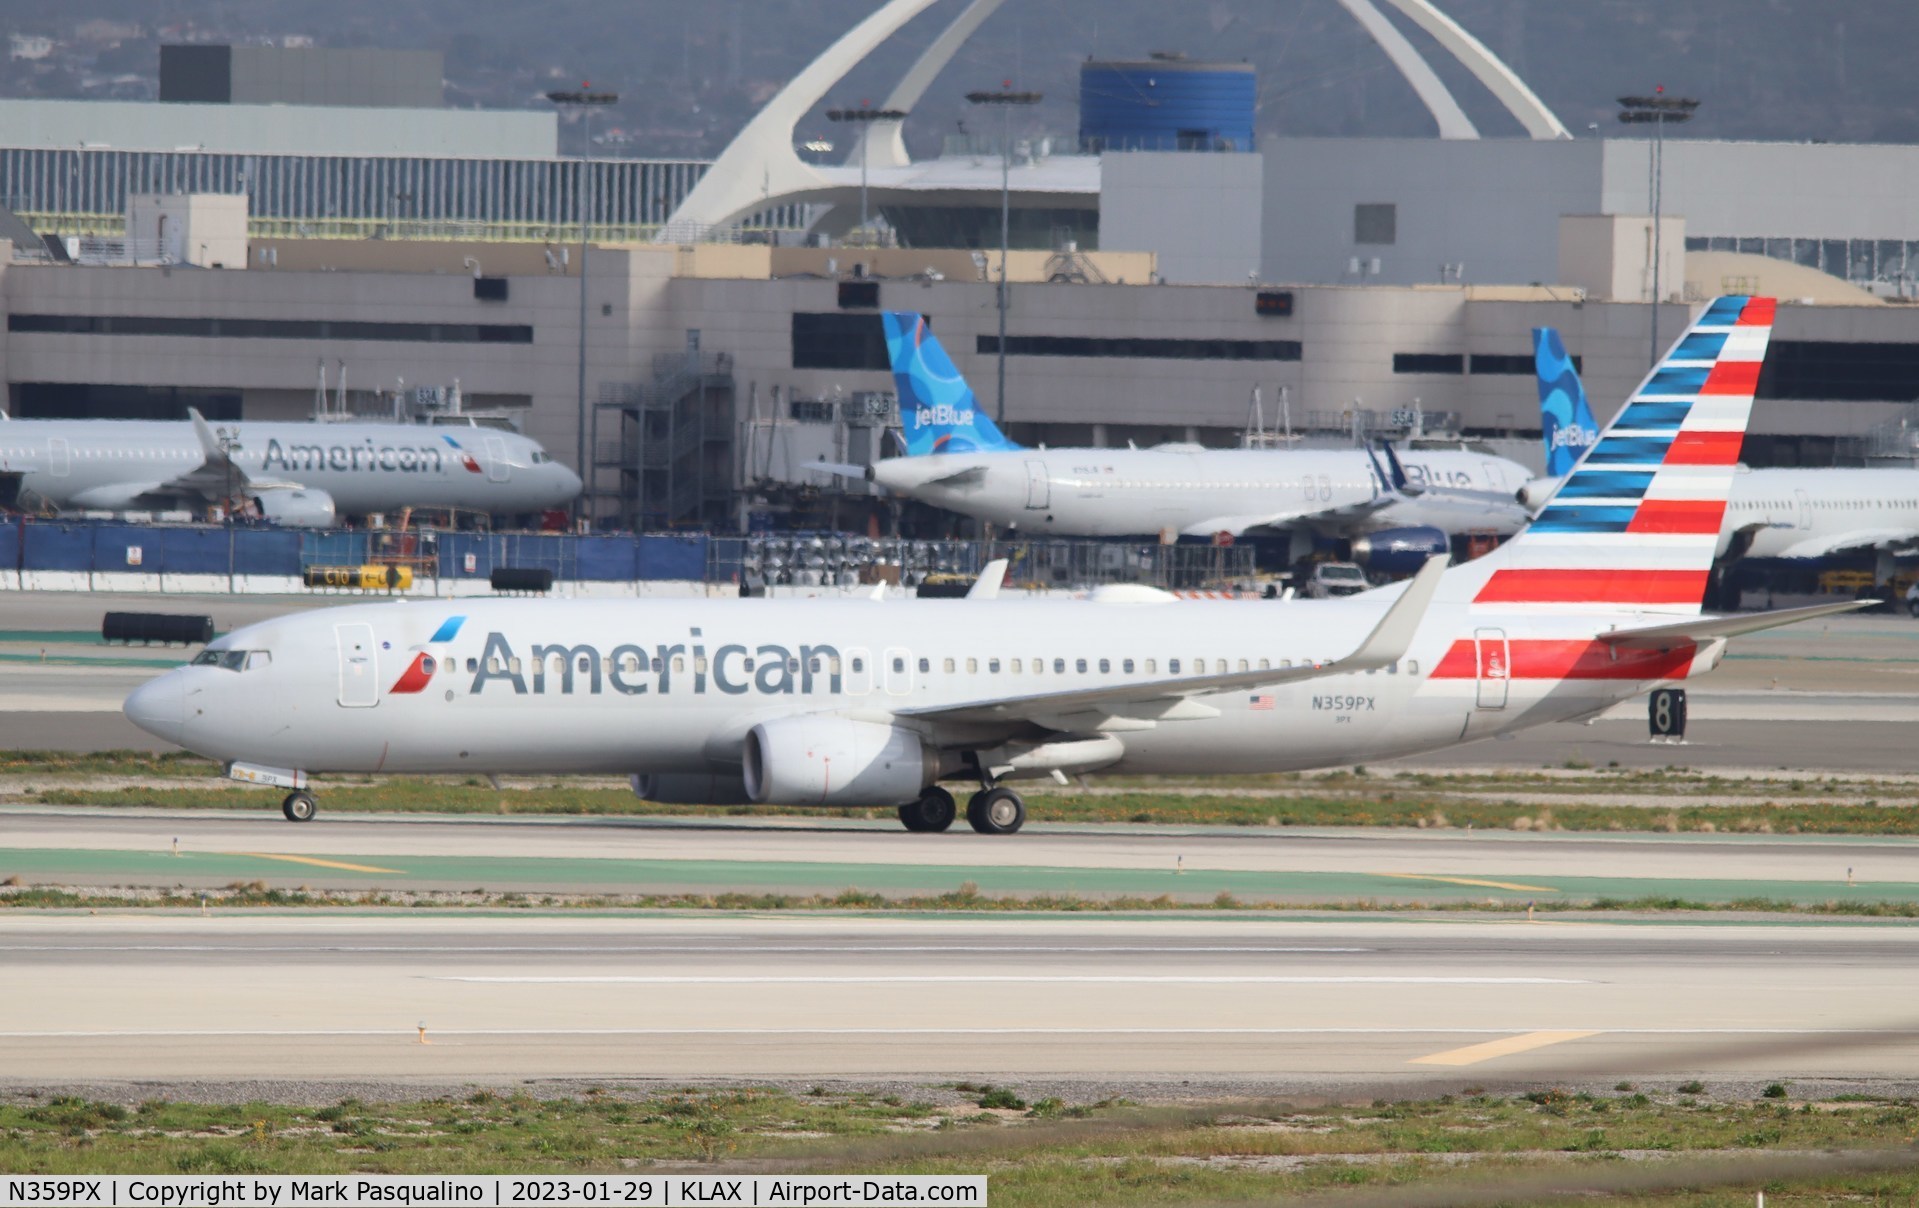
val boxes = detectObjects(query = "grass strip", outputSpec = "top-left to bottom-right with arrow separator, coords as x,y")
3,1087 -> 1919,1205
9,884 -> 1919,916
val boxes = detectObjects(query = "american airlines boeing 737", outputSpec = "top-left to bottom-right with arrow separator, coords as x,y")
832,312 -> 1533,568
125,297 -> 1856,832
1532,326 -> 1919,564
0,410 -> 581,525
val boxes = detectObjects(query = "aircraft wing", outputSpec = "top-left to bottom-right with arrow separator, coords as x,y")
1770,529 -> 1919,560
1597,600 -> 1873,650
896,555 -> 1446,730
162,409 -> 303,499
800,461 -> 871,480
1179,499 -> 1386,538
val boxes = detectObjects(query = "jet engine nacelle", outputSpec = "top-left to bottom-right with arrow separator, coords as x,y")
1350,526 -> 1449,577
742,717 -> 932,806
630,772 -> 755,806
252,488 -> 338,528
1515,476 -> 1564,512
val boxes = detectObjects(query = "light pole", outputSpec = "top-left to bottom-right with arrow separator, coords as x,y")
966,86 -> 1042,426
825,105 -> 907,243
1618,90 -> 1698,368
546,84 -> 618,522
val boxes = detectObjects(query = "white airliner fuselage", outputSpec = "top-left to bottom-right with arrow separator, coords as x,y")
0,418 -> 580,518
1725,467 -> 1919,560
870,444 -> 1531,539
120,589 -> 1714,781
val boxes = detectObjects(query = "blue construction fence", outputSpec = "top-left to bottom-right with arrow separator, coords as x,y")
0,517 -> 715,583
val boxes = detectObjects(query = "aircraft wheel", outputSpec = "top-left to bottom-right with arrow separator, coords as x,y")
282,791 -> 317,823
966,787 -> 1026,835
899,786 -> 957,832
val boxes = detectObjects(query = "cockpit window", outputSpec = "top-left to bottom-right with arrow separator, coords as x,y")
193,649 -> 268,671
530,451 -> 551,464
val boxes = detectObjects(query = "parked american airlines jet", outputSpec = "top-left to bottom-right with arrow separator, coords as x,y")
1531,326 -> 1919,564
0,411 -> 580,525
846,312 -> 1533,569
126,297 -> 1852,832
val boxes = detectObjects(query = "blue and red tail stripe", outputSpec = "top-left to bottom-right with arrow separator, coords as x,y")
1471,295 -> 1772,611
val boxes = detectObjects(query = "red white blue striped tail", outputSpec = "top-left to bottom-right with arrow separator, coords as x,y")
1454,296 -> 1774,614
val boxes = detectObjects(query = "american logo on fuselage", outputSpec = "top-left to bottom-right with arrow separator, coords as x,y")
263,437 -> 447,475
392,632 -> 851,698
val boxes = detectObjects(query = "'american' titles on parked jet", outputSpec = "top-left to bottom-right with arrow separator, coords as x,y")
126,297 -> 1858,833
841,312 -> 1534,575
0,410 -> 581,525
1531,325 -> 1919,570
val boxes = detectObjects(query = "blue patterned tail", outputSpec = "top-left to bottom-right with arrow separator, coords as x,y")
1534,327 -> 1599,477
881,311 -> 1020,456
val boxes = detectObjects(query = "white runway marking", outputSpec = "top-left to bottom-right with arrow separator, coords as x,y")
433,975 -> 1587,985
0,944 -> 1373,954
0,1027 -> 1906,1039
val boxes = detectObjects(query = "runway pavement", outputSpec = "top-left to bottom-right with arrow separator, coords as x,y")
3,805 -> 1911,904
2,913 -> 1916,1088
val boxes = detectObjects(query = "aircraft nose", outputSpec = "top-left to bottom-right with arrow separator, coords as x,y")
123,674 -> 188,746
558,463 -> 584,498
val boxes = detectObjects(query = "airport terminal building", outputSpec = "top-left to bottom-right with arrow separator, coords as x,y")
7,25 -> 1919,530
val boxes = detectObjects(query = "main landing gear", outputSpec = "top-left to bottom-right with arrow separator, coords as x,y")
896,782 -> 1028,833
966,786 -> 1026,835
281,791 -> 318,822
899,786 -> 957,832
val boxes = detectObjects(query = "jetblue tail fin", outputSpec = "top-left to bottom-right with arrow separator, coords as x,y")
881,311 -> 1020,456
1445,297 -> 1775,614
1534,327 -> 1598,477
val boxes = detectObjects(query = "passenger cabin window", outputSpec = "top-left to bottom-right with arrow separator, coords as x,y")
851,657 -> 865,673
1123,659 -> 1135,673
1053,658 -> 1066,673
1010,658 -> 1023,673
989,658 -> 1001,673
673,656 -> 685,674
1169,658 -> 1181,673
966,657 -> 979,673
943,658 -> 956,673
467,658 -> 479,673
918,657 -> 930,673
891,656 -> 905,673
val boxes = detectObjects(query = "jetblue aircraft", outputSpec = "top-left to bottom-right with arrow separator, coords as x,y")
126,297 -> 1853,833
0,411 -> 581,525
847,312 -> 1533,572
1530,326 -> 1919,564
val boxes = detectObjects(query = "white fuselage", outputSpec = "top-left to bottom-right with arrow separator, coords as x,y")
0,419 -> 581,515
1726,467 -> 1919,559
869,445 -> 1532,538
124,592 -> 1713,783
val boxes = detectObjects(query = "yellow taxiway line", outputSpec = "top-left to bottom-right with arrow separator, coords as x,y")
1376,872 -> 1559,893
230,852 -> 405,874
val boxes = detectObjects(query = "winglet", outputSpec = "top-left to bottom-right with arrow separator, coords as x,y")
968,559 -> 1008,599
1342,553 -> 1449,670
187,407 -> 222,459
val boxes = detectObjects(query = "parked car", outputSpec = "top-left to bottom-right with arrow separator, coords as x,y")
1304,561 -> 1369,598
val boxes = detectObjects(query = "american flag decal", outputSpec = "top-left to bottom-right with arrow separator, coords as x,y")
1250,695 -> 1275,710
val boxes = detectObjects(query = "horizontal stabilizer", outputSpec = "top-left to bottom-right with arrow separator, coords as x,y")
1598,599 -> 1872,649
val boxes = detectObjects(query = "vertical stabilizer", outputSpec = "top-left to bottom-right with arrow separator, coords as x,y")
880,311 -> 1020,456
1534,327 -> 1598,477
1448,297 -> 1775,614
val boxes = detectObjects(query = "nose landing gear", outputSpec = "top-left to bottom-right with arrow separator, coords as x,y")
281,791 -> 318,822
